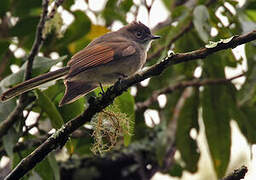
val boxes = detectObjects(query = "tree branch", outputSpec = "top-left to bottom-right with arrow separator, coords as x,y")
5,29 -> 256,180
148,0 -> 217,61
220,166 -> 248,180
136,73 -> 245,111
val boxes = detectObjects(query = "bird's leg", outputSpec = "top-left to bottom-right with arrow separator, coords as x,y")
99,83 -> 105,96
114,73 -> 128,92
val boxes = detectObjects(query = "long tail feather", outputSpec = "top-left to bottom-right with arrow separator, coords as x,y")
1,67 -> 70,101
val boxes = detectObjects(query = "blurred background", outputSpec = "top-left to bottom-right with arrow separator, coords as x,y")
1,0 -> 256,179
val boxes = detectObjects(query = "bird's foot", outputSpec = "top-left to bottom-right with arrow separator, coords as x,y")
98,83 -> 105,96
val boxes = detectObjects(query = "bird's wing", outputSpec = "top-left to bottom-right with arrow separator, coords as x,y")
67,41 -> 136,78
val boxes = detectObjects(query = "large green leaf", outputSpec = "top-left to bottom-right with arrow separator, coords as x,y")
193,5 -> 211,42
0,55 -> 67,87
176,88 -> 199,172
47,153 -> 60,180
202,53 -> 232,177
202,84 -> 231,178
120,0 -> 133,12
202,54 -> 231,178
115,90 -> 135,146
36,89 -> 64,129
219,84 -> 253,143
43,81 -> 65,100
58,97 -> 85,123
102,0 -> 126,26
3,127 -> 19,160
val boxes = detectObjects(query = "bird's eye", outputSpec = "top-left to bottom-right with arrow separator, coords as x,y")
135,31 -> 143,38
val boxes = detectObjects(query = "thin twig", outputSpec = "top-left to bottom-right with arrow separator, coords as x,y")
136,73 -> 245,111
5,29 -> 256,180
0,0 -> 65,138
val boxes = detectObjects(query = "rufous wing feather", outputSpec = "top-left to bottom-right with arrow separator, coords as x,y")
67,41 -> 136,78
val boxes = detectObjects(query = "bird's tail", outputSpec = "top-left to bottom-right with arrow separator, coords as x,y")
0,67 -> 70,101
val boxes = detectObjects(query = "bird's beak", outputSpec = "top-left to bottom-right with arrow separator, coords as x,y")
150,35 -> 160,40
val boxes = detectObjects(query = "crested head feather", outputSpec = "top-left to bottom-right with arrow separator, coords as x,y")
125,21 -> 151,34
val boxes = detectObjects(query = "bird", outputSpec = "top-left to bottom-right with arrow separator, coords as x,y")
0,21 -> 160,106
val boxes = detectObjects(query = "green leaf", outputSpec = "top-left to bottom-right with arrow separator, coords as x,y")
13,147 -> 34,168
36,89 -> 64,129
231,105 -> 256,144
9,16 -> 40,37
176,88 -> 200,172
0,55 -> 67,87
44,81 -> 65,100
246,10 -> 256,22
171,5 -> 188,20
238,43 -> 256,105
120,0 -> 133,12
168,162 -> 183,177
202,84 -> 231,178
245,0 -> 256,10
115,90 -> 135,146
201,53 -> 232,177
12,0 -> 41,17
72,137 -> 94,156
34,156 -> 55,180
47,153 -> 60,180
29,171 -> 42,180
161,0 -> 175,10
0,0 -> 9,17
0,88 -> 17,122
3,127 -> 19,160
174,31 -> 202,78
193,5 -> 211,42
62,0 -> 75,10
226,0 -> 238,7
155,123 -> 169,166
61,11 -> 91,46
102,0 -> 126,25
58,97 -> 85,122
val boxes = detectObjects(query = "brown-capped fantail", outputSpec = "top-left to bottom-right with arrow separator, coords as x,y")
0,21 -> 160,106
